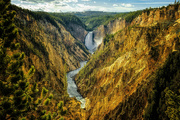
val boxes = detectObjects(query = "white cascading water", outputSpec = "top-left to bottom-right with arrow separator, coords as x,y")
67,31 -> 99,108
85,31 -> 97,53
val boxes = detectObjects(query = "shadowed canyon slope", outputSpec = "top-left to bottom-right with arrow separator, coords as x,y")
75,4 -> 180,120
12,6 -> 90,93
9,5 -> 90,119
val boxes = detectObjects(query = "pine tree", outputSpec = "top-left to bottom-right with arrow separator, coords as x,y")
0,0 -> 35,119
0,1 -> 68,119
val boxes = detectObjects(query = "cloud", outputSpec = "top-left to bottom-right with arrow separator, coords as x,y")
121,3 -> 134,8
76,4 -> 96,10
132,2 -> 173,5
139,0 -> 150,1
54,2 -> 68,7
64,0 -> 78,2
113,4 -> 118,7
74,3 -> 135,12
18,0 -> 78,3
11,0 -> 80,12
12,0 -> 136,12
12,0 -> 171,13
81,0 -> 91,1
112,3 -> 134,8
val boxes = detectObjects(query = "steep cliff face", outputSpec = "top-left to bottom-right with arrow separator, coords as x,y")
131,5 -> 180,26
67,23 -> 88,43
49,13 -> 88,43
13,6 -> 90,79
75,4 -> 180,120
93,18 -> 126,44
10,6 -> 90,119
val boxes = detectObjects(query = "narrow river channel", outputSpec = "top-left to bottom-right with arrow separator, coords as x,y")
67,31 -> 97,108
67,61 -> 87,108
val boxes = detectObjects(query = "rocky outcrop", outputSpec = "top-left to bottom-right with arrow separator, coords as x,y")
75,4 -> 180,120
132,4 -> 180,26
67,23 -> 88,43
93,18 -> 126,45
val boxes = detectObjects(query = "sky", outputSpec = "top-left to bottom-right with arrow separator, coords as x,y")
11,0 -> 176,12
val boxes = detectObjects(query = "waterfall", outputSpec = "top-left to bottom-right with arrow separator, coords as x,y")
85,31 -> 97,53
67,31 -> 100,108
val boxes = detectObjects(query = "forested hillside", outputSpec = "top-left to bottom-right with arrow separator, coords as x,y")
72,11 -> 143,31
71,11 -> 119,30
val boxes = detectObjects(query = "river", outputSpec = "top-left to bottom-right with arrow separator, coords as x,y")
67,31 -> 97,108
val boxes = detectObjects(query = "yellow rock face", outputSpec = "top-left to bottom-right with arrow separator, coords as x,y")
13,7 -> 91,119
75,4 -> 180,120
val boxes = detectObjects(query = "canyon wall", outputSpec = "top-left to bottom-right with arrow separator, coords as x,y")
67,23 -> 88,43
131,5 -> 180,26
93,18 -> 126,45
11,6 -> 90,119
75,4 -> 180,120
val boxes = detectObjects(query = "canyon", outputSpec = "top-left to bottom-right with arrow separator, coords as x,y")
9,5 -> 91,119
75,4 -> 180,120
12,5 -> 91,95
67,31 -> 101,109
3,3 -> 180,120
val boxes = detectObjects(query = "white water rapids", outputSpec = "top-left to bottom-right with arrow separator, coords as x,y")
67,31 -> 99,108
